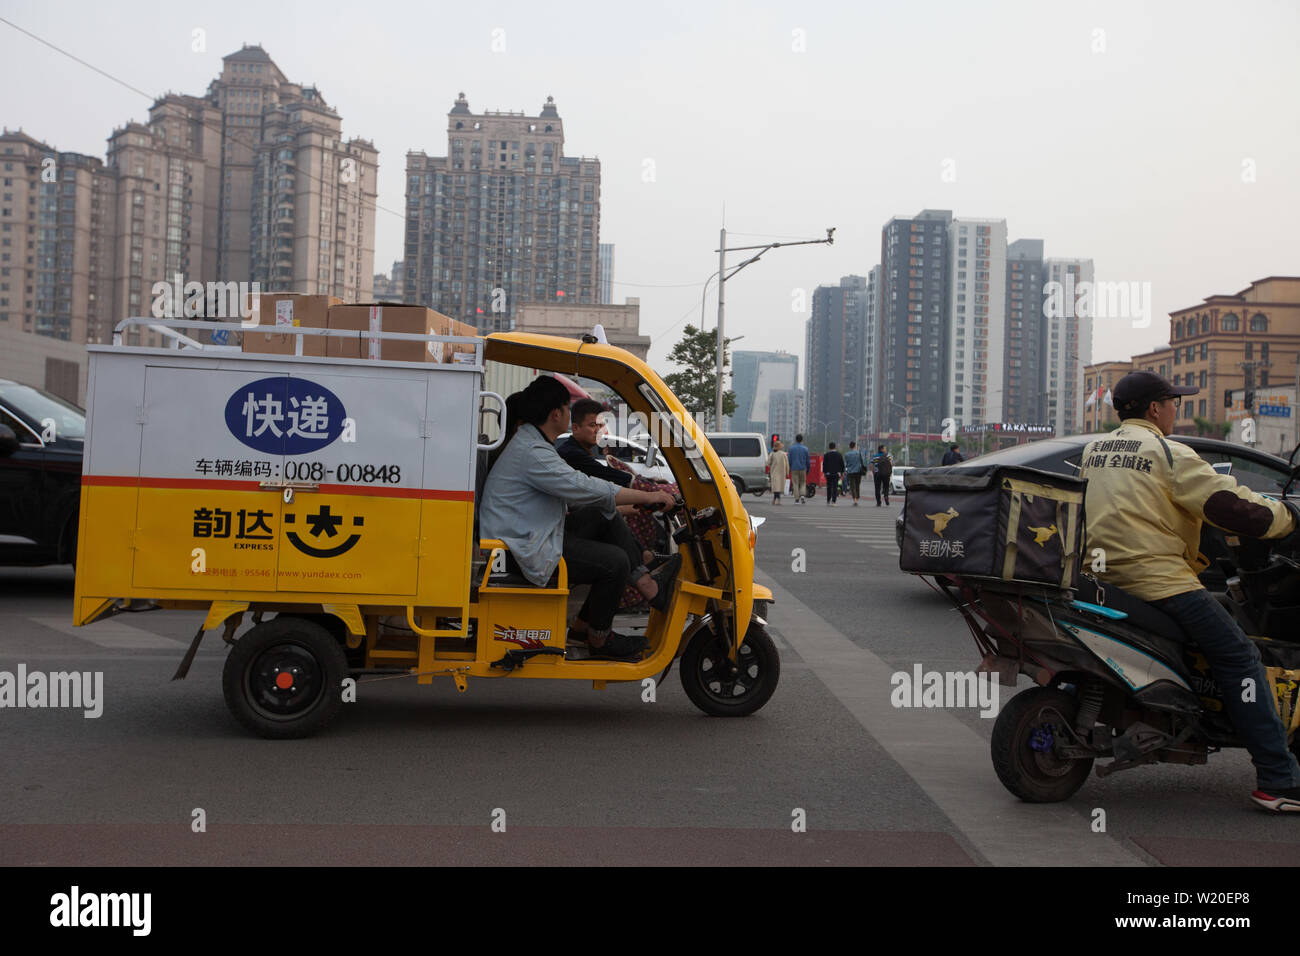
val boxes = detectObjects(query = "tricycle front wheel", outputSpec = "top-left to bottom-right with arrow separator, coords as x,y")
222,616 -> 348,739
680,619 -> 780,717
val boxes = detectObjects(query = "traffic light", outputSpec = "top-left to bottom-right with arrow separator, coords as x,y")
771,433 -> 780,447
1245,390 -> 1255,411
1224,388 -> 1232,409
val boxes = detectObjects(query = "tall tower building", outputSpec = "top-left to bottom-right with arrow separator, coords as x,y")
1004,239 -> 1045,425
599,242 -> 613,304
103,44 -> 376,342
879,210 -> 951,434
404,94 -> 601,333
864,264 -> 882,435
0,131 -> 116,400
106,98 -> 222,343
1043,257 -> 1094,435
947,218 -> 1007,427
213,46 -> 376,298
805,275 -> 868,444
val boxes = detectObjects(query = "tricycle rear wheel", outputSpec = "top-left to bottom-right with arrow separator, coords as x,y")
223,616 -> 348,739
680,619 -> 780,717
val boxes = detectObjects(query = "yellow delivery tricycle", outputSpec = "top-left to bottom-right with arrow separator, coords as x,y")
73,319 -> 777,737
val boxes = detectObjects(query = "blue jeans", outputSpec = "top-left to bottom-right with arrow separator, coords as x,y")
1153,588 -> 1300,790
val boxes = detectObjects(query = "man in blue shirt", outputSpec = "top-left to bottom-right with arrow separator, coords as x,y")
787,434 -> 811,504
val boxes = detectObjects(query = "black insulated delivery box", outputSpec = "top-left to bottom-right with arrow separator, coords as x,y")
899,465 -> 1086,590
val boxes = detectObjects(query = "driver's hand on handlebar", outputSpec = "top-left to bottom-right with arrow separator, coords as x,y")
642,490 -> 677,512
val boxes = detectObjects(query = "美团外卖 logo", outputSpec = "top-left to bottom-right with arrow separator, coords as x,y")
224,376 -> 347,455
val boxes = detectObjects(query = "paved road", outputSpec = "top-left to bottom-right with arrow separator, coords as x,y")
0,497 -> 1294,865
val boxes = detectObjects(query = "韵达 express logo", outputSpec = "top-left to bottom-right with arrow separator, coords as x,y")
224,377 -> 347,455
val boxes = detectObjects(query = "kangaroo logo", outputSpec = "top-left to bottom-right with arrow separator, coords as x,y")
1028,524 -> 1059,547
927,507 -> 959,537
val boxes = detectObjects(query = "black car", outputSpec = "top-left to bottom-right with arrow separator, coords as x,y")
0,380 -> 85,566
894,433 -> 1296,591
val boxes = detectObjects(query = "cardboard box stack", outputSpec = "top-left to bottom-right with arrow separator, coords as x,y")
240,293 -> 340,357
325,304 -> 478,364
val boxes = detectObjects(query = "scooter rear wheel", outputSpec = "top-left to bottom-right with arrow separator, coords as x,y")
992,686 -> 1094,803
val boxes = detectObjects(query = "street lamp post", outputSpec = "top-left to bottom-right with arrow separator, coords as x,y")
889,402 -> 927,466
812,419 -> 830,453
843,412 -> 862,447
714,227 -> 835,428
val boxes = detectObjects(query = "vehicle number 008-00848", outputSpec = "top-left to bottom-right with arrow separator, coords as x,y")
337,463 -> 401,484
283,461 -> 402,484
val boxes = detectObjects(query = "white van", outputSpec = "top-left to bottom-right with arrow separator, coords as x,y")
705,432 -> 770,497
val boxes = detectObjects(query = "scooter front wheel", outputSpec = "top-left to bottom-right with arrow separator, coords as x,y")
680,620 -> 780,717
991,686 -> 1094,803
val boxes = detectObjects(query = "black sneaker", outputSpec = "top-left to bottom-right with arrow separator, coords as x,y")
646,552 -> 675,573
1251,787 -> 1300,812
648,554 -> 683,612
587,631 -> 645,660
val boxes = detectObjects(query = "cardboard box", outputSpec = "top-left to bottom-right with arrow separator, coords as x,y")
240,294 -> 339,356
326,304 -> 478,363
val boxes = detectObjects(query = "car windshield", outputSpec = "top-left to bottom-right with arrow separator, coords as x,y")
0,383 -> 85,441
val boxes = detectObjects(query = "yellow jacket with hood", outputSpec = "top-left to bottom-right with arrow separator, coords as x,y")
1080,418 -> 1296,602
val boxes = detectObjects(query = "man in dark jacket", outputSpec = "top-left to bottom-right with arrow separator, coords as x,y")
822,441 -> 845,506
941,444 -> 965,466
870,444 -> 894,506
556,399 -> 633,487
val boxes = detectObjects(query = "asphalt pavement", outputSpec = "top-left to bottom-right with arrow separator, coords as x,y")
1,494 -> 1297,866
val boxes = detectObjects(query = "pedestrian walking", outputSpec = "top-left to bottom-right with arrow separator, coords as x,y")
823,442 -> 845,506
870,444 -> 894,507
767,441 -> 789,505
844,440 -> 865,506
787,434 -> 810,504
941,444 -> 965,466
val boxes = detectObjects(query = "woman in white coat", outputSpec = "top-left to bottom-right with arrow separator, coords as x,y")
767,441 -> 790,505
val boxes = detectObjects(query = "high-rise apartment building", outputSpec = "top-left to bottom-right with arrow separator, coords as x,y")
404,94 -> 601,333
731,351 -> 799,434
1004,238 -> 1045,425
947,218 -> 1007,426
864,265 -> 882,435
0,131 -> 116,400
599,242 -> 613,304
212,46 -> 377,299
805,275 -> 868,442
2,45 -> 378,383
0,132 -> 115,345
879,210 -> 951,434
1043,257 -> 1094,435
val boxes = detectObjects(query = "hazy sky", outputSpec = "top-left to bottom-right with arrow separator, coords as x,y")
3,0 -> 1298,375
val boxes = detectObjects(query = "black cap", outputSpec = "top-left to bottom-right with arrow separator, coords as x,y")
1112,370 -> 1198,418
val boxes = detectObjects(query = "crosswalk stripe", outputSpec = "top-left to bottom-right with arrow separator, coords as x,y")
30,616 -> 188,649
754,569 -> 1146,867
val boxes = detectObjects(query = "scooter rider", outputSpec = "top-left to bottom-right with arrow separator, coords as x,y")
1080,371 -> 1300,812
